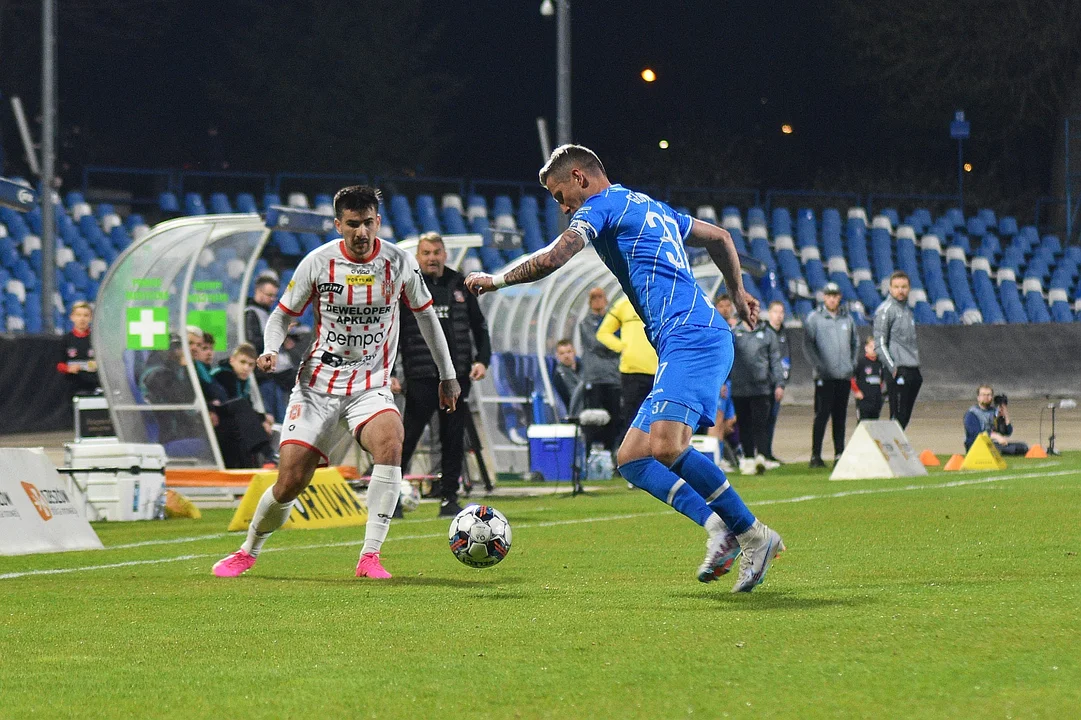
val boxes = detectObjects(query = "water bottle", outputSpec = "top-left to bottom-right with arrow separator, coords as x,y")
152,489 -> 167,520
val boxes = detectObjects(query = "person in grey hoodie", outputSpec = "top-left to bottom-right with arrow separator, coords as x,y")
873,270 -> 922,429
731,317 -> 786,472
803,283 -> 860,468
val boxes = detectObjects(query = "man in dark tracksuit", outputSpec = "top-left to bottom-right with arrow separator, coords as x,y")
763,300 -> 789,462
731,319 -> 785,473
874,270 -> 922,430
852,336 -> 885,420
578,287 -> 622,452
803,283 -> 860,468
396,232 -> 491,517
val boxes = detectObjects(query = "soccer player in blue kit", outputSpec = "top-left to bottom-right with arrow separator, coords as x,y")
465,145 -> 784,592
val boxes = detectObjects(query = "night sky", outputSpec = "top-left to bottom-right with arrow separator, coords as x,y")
0,0 -> 1071,216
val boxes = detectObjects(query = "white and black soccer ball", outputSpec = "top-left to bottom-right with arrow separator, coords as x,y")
399,479 -> 420,512
448,504 -> 512,568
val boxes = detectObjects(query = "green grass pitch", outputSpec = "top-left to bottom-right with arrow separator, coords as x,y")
2,456 -> 1079,719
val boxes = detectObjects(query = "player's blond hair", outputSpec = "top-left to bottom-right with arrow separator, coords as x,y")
539,144 -> 606,186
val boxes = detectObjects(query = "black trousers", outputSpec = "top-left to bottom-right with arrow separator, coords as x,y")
401,377 -> 471,501
812,378 -> 851,458
620,373 -> 655,442
584,383 -> 622,451
887,366 -> 922,430
732,394 -> 771,458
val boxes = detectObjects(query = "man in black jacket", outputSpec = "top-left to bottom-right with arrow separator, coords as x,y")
244,274 -> 284,421
394,232 -> 492,516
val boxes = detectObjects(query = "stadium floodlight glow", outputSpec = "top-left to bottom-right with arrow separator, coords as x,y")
658,139 -> 670,149
540,0 -> 554,16
781,124 -> 794,135
641,68 -> 656,83
964,162 -> 973,172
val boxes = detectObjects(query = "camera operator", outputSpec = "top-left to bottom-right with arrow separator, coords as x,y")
963,385 -> 1028,455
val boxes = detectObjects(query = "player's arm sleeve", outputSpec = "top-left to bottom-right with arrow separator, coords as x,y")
873,308 -> 896,374
850,325 -> 860,371
596,310 -> 625,354
262,307 -> 291,355
414,305 -> 456,380
802,315 -> 822,372
466,289 -> 492,366
277,255 -> 317,317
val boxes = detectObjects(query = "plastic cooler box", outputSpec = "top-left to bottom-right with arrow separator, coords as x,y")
526,424 -> 584,481
63,441 -> 167,521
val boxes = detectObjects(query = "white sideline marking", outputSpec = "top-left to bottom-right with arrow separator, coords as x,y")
2,468 -> 1076,581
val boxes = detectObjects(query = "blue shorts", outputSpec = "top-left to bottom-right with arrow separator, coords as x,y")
630,324 -> 734,434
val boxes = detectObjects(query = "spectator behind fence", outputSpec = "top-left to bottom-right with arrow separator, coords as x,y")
578,287 -> 622,453
803,282 -> 860,469
763,300 -> 789,462
874,270 -> 922,429
395,231 -> 491,518
852,336 -> 885,420
552,338 -> 583,416
56,301 -> 101,396
730,318 -> 785,474
596,296 -> 658,446
963,385 -> 1028,455
211,342 -> 276,467
245,273 -> 285,421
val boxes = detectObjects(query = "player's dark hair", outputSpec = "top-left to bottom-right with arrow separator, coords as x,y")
333,185 -> 382,219
889,270 -> 910,283
714,293 -> 731,303
539,144 -> 606,186
555,338 -> 574,349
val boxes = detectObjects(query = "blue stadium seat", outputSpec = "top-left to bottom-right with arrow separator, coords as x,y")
795,208 -> 816,249
869,216 -> 894,284
1022,277 -> 1052,323
944,247 -> 980,322
998,216 -> 1018,237
945,207 -> 965,229
1048,286 -> 1073,323
880,208 -> 900,229
721,206 -> 744,233
184,193 -> 207,216
390,195 -> 418,238
271,231 -> 301,256
209,193 -> 233,214
1041,235 -> 1062,255
518,195 -> 545,253
313,194 -> 333,213
725,225 -> 748,256
263,193 -> 281,211
773,233 -> 806,297
544,196 -> 563,241
470,216 -> 503,272
235,193 -> 258,214
894,226 -> 921,283
747,207 -> 766,227
414,194 -> 441,234
746,225 -> 776,273
159,192 -> 180,214
298,232 -> 323,254
965,217 -> 986,237
771,208 -> 792,238
995,270 -> 1027,323
440,206 -> 468,235
977,208 -> 996,228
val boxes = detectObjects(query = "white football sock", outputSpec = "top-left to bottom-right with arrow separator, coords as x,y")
241,487 -> 295,557
705,513 -> 728,538
361,465 -> 401,556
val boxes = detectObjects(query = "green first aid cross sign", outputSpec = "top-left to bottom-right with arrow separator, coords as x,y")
126,307 -> 169,350
187,310 -> 228,351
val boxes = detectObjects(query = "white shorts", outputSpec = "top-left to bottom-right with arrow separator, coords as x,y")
279,384 -> 400,465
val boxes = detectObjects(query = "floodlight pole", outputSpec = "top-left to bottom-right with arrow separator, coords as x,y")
555,0 -> 571,148
40,0 -> 58,333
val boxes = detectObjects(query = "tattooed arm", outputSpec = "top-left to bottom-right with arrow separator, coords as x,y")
464,229 -> 585,296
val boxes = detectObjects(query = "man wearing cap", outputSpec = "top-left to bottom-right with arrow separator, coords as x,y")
803,282 -> 860,468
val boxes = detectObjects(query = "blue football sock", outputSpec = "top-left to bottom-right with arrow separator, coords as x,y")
619,457 -> 714,527
670,447 -> 756,535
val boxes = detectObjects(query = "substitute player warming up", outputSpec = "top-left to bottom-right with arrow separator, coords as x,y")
213,186 -> 460,579
465,146 -> 784,592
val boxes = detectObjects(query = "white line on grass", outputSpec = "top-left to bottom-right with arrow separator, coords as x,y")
2,467 -> 1076,581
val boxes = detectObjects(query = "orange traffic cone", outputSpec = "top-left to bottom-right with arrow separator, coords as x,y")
1025,444 -> 1048,459
919,450 -> 941,467
943,454 -> 965,471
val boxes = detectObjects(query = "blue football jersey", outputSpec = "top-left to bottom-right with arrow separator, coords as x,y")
569,184 -> 723,345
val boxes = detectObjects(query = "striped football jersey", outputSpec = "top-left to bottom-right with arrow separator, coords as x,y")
276,238 -> 432,396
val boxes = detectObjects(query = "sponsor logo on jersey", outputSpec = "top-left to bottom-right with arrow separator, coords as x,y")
324,328 -> 386,350
288,404 -> 302,420
318,282 -> 345,295
286,280 -> 295,291
346,274 -> 375,286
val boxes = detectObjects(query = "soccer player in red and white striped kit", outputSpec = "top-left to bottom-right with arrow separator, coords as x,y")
213,185 -> 460,579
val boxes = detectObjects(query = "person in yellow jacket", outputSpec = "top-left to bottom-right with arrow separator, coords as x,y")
596,296 -> 658,443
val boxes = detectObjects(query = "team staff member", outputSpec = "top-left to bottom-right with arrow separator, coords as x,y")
395,231 -> 491,517
763,300 -> 789,462
803,283 -> 860,468
731,318 -> 785,473
578,287 -> 622,452
874,270 -> 922,429
596,295 -> 658,445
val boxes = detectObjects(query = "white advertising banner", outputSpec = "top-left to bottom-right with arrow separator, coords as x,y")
0,448 -> 104,556
830,420 -> 928,481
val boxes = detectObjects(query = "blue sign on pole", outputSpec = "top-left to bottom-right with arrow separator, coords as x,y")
950,110 -> 970,140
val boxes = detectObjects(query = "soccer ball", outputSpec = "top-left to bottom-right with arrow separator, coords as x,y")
448,504 -> 512,568
399,479 -> 420,512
